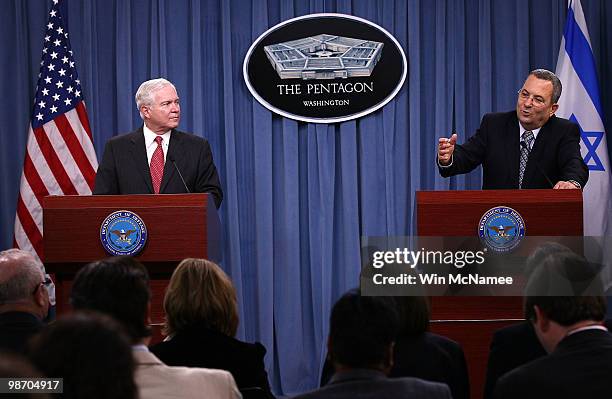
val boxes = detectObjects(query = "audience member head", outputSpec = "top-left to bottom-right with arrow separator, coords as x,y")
524,241 -> 573,278
70,256 -> 151,343
328,289 -> 399,374
393,296 -> 431,336
0,249 -> 49,319
524,250 -> 606,353
0,351 -> 47,399
29,312 -> 137,399
163,258 -> 238,337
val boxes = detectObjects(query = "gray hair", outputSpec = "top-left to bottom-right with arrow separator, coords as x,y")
0,249 -> 44,304
529,69 -> 562,104
134,78 -> 176,119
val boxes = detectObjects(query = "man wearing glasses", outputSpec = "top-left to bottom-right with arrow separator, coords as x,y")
0,249 -> 51,354
437,69 -> 588,189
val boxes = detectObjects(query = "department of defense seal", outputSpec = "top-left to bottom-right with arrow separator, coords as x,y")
100,210 -> 148,256
478,206 -> 526,252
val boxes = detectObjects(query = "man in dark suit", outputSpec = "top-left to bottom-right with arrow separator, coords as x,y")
294,290 -> 451,399
494,252 -> 612,399
438,69 -> 588,189
94,78 -> 223,208
320,296 -> 470,399
483,242 -> 571,399
485,318 -> 612,399
0,249 -> 50,354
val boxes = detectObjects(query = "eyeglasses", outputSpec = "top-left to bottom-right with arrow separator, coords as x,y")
518,89 -> 548,107
32,277 -> 53,295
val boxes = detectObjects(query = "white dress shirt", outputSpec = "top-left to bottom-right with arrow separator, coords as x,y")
143,125 -> 171,166
518,124 -> 541,150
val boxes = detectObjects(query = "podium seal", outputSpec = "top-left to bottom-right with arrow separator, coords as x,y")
478,206 -> 525,252
100,210 -> 148,256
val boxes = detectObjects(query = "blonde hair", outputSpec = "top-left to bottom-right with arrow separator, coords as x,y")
163,259 -> 238,337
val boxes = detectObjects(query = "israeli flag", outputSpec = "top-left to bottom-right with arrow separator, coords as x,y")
555,0 -> 611,237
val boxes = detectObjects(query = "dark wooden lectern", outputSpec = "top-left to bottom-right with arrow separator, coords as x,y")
416,189 -> 582,399
43,193 -> 220,333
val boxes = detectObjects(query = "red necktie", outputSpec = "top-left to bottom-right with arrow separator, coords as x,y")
150,136 -> 164,194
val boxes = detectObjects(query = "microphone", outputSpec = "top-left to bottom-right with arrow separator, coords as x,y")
520,141 -> 554,188
168,156 -> 191,193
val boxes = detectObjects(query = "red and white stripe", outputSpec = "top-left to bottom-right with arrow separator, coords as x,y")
14,101 -> 98,261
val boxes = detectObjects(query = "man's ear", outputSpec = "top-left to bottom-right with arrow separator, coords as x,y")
33,284 -> 48,308
533,305 -> 550,332
141,105 -> 150,119
550,103 -> 559,115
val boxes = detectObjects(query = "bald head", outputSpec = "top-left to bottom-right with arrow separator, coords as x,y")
0,249 -> 48,317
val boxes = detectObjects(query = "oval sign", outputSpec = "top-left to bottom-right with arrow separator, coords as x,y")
243,13 -> 407,124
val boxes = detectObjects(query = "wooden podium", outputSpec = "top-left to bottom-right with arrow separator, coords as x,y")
42,193 -> 220,336
416,189 -> 582,399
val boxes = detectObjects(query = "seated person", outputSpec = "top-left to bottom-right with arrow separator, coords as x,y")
296,290 -> 451,399
389,296 -> 469,399
320,297 -> 469,399
483,242 -> 569,399
0,249 -> 50,355
70,256 -> 240,399
0,351 -> 47,399
29,312 -> 137,399
150,258 -> 273,397
494,251 -> 612,399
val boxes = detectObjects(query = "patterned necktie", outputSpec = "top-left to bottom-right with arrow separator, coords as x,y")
519,130 -> 534,188
150,136 -> 164,194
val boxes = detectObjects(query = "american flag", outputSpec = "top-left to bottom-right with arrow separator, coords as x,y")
14,0 -> 98,261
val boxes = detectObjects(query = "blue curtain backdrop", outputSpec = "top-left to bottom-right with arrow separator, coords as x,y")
1,0 -> 611,395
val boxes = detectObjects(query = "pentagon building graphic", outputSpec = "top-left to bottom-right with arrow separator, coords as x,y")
264,34 -> 384,80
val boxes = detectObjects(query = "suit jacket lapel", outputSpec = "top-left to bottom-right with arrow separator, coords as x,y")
160,130 -> 181,193
523,118 -> 551,186
505,116 -> 521,188
129,127 -> 154,194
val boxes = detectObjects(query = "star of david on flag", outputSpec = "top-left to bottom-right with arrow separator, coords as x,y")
570,115 -> 605,172
555,0 -> 611,237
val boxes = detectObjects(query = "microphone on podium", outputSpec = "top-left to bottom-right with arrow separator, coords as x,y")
520,141 -> 554,188
168,155 -> 191,193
